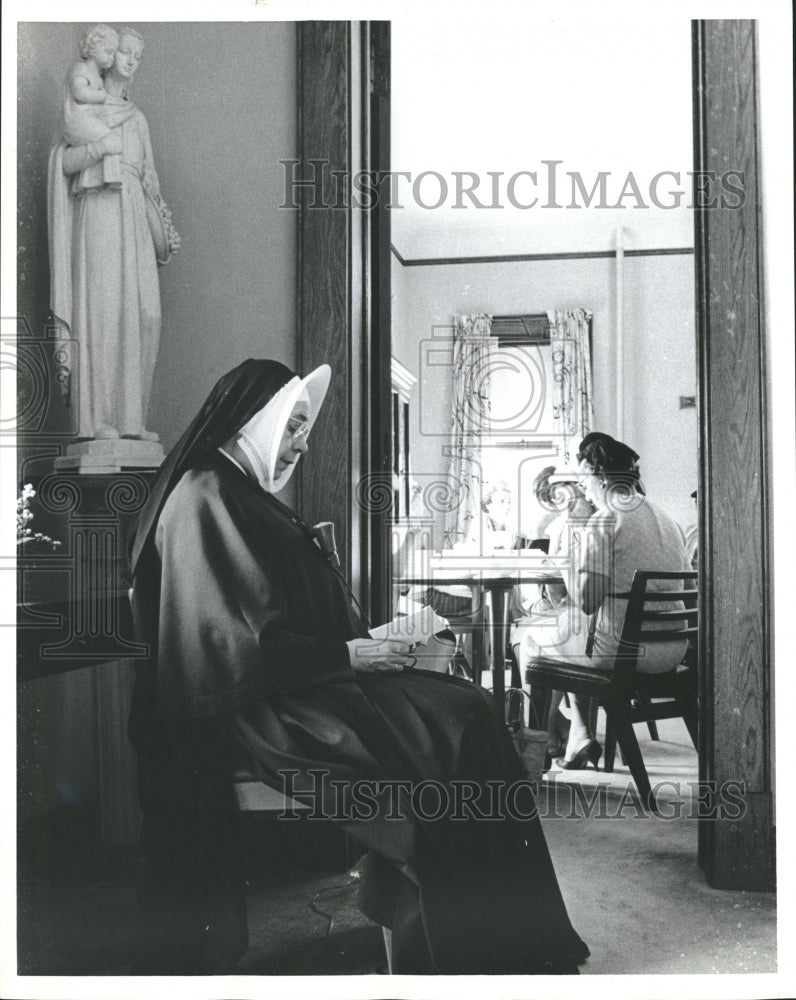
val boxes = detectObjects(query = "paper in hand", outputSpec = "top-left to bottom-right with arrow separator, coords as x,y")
369,605 -> 450,646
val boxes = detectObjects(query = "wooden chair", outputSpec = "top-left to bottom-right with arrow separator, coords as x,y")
525,570 -> 698,811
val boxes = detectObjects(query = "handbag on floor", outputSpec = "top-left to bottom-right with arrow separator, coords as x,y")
412,628 -> 457,673
505,687 -> 548,786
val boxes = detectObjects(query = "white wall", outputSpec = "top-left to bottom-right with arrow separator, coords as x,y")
391,12 -> 694,258
137,22 -> 298,452
392,251 -> 697,543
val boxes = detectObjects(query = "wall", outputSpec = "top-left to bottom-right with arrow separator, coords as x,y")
391,13 -> 694,258
137,22 -> 298,450
391,251 -> 698,542
16,21 -> 298,820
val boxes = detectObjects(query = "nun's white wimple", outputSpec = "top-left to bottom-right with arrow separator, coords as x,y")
234,364 -> 331,493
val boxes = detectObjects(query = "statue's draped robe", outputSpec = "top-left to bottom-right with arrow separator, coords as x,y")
48,97 -> 161,438
130,454 -> 588,974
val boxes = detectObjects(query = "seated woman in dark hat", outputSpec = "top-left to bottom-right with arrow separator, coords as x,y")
549,436 -> 689,770
576,431 -> 645,494
128,359 -> 588,976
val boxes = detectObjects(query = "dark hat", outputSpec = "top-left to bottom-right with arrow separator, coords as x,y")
580,437 -> 641,476
576,431 -> 641,465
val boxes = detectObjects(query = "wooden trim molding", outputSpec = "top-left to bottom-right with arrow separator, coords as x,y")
296,22 -> 354,574
693,19 -> 774,891
295,22 -> 392,624
391,245 -> 695,268
363,21 -> 393,625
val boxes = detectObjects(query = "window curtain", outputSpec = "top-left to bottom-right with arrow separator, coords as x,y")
547,308 -> 594,463
442,313 -> 494,548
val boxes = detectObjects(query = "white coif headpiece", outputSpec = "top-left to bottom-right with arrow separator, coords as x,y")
236,364 -> 331,492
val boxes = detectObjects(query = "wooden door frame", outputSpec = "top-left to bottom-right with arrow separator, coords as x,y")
364,22 -> 394,627
693,19 -> 774,890
296,18 -> 775,891
295,21 -> 392,626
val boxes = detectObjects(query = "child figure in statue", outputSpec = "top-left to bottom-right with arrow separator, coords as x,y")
61,24 -> 126,189
49,27 -> 176,443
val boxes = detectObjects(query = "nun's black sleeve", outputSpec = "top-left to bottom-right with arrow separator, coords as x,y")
149,463 -> 358,718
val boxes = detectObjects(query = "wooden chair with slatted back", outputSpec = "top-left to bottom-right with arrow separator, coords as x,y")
525,570 -> 698,812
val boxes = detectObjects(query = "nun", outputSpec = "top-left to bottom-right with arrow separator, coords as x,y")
128,359 -> 588,975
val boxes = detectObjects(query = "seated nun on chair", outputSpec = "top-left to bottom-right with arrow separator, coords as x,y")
127,358 -> 589,975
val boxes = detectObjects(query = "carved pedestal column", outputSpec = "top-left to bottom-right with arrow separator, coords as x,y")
20,472 -> 155,845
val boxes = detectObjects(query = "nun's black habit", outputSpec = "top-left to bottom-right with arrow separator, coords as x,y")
128,359 -> 588,975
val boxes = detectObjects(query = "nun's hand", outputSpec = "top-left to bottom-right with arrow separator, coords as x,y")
346,638 -> 416,673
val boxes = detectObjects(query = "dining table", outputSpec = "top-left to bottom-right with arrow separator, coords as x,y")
398,552 -> 567,713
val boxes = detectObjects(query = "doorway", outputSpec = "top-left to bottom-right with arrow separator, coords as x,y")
295,18 -> 773,891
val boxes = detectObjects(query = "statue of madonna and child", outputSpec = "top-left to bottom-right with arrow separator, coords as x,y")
48,25 -> 180,468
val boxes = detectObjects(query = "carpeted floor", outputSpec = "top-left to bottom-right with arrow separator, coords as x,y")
538,717 -> 777,975
16,716 -> 776,977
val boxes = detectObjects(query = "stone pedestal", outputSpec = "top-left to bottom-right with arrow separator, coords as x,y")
54,438 -> 164,474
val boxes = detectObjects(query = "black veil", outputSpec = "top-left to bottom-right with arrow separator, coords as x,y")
130,358 -> 295,573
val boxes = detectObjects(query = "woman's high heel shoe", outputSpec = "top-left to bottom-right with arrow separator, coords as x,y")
554,739 -> 602,771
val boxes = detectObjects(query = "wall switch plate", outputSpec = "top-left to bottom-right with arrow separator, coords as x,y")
679,395 -> 697,409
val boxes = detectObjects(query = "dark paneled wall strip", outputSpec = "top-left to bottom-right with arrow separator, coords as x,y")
693,18 -> 774,891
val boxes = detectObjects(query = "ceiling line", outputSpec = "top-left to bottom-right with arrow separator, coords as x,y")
391,246 -> 696,268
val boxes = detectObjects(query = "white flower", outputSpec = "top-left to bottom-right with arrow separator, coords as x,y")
16,484 -> 62,550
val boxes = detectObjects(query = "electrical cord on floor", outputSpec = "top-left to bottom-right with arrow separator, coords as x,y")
308,870 -> 362,939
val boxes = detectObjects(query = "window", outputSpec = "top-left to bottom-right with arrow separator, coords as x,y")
480,313 -> 591,542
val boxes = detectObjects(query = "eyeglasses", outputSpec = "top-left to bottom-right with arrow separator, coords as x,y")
286,420 -> 310,443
